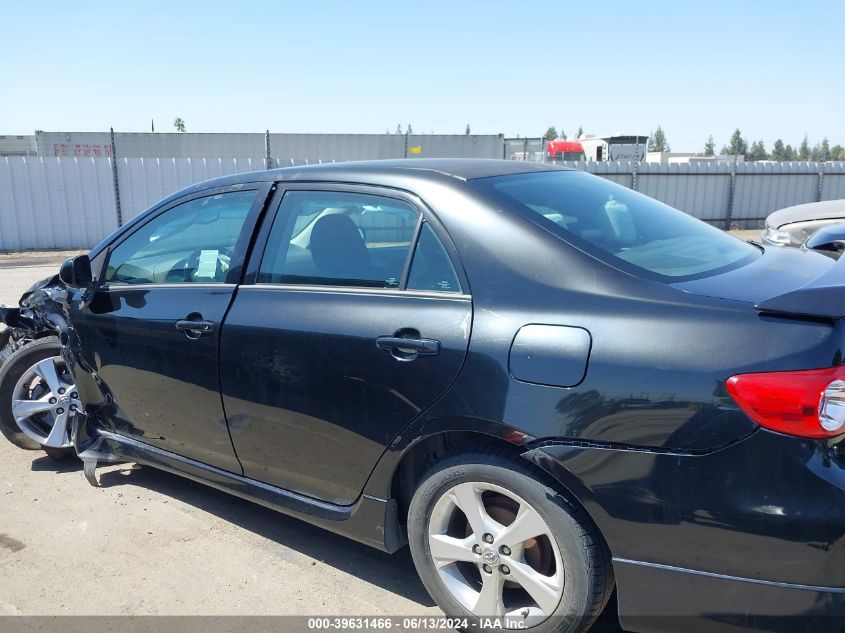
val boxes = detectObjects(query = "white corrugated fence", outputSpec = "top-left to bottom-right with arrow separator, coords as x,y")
1,156 -> 845,250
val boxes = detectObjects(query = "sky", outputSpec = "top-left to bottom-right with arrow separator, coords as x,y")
2,0 -> 844,152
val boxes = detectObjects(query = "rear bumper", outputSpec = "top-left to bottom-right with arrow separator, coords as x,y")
522,429 -> 845,628
614,557 -> 845,633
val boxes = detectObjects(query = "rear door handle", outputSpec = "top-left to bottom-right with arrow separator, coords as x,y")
376,335 -> 441,359
175,319 -> 215,338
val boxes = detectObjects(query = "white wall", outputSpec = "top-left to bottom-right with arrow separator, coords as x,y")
0,157 -> 117,250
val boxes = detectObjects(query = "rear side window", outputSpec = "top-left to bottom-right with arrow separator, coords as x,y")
472,170 -> 760,281
105,190 -> 256,285
258,191 -> 420,288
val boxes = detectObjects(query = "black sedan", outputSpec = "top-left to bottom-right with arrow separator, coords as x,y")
2,159 -> 844,632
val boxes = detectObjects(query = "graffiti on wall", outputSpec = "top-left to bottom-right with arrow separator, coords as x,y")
52,144 -> 112,158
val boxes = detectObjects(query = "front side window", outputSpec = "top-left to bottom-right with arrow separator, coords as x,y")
472,170 -> 760,281
258,191 -> 420,288
105,190 -> 256,285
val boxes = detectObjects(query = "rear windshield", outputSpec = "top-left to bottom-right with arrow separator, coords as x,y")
472,170 -> 760,281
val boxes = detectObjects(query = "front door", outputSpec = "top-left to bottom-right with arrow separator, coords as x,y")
70,185 -> 268,472
220,186 -> 472,504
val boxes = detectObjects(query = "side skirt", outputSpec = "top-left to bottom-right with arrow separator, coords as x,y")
79,430 -> 406,553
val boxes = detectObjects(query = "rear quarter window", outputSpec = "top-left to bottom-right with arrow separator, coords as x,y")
472,170 -> 760,282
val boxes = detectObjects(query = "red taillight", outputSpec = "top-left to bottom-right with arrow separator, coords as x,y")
726,366 -> 845,439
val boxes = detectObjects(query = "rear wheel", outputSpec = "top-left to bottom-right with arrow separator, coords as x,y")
0,337 -> 79,459
408,449 -> 613,633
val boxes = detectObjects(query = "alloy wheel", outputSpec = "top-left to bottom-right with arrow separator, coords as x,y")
11,356 -> 81,448
427,481 -> 564,623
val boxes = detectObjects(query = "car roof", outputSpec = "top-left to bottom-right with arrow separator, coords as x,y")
189,158 -> 568,192
93,159 -> 571,259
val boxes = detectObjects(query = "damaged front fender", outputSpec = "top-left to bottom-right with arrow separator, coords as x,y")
0,306 -> 37,332
1,270 -> 108,461
0,274 -> 72,344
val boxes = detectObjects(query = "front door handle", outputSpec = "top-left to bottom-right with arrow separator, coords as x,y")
175,317 -> 215,338
376,334 -> 440,360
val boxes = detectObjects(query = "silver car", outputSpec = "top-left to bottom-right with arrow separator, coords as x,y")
763,199 -> 845,246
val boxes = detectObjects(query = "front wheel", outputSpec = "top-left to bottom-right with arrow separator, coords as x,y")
408,449 -> 613,633
0,337 -> 79,459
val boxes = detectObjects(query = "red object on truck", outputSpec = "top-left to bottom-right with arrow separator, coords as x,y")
546,140 -> 585,162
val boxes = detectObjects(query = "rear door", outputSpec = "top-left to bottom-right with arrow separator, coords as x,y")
220,184 -> 472,504
70,184 -> 270,472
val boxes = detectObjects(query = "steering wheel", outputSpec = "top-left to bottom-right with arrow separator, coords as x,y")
165,247 -> 233,283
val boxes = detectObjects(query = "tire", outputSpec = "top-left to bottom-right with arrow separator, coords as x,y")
0,343 -> 13,368
408,447 -> 613,633
0,337 -> 76,458
42,445 -> 73,461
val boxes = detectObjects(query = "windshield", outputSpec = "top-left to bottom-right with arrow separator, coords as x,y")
549,151 -> 586,161
472,170 -> 760,281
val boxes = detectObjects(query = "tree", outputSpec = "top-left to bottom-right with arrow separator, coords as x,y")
721,128 -> 747,156
407,124 -> 413,135
576,125 -> 583,139
465,124 -> 471,135
544,126 -> 558,140
798,135 -> 810,160
770,139 -> 786,161
559,129 -> 567,140
173,117 -> 186,133
703,135 -> 715,156
784,144 -> 797,161
396,124 -> 403,135
815,137 -> 831,161
748,140 -> 769,161
647,126 -> 669,153
831,145 -> 845,161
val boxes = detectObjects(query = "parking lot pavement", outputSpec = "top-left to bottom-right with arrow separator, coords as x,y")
0,442 -> 443,616
0,446 -> 620,628
730,229 -> 762,242
0,256 -> 627,629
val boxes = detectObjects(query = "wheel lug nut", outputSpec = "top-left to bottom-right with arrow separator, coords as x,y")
70,404 -> 77,411
58,388 -> 66,395
500,564 -> 510,575
482,533 -> 493,544
71,392 -> 78,399
56,408 -> 64,415
482,564 -> 493,574
472,544 -> 481,555
49,398 -> 57,404
500,545 -> 511,556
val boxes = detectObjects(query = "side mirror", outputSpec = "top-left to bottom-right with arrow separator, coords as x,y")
803,224 -> 845,260
59,254 -> 93,288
